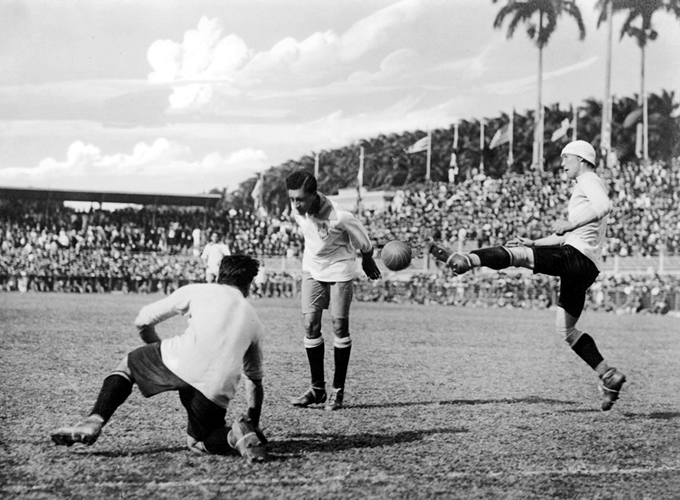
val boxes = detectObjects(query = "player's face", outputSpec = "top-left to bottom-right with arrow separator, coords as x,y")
560,154 -> 581,179
288,189 -> 316,215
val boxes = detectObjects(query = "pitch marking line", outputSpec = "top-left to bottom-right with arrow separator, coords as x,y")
4,466 -> 680,493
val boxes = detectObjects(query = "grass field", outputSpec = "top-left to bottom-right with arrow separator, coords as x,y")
2,293 -> 680,499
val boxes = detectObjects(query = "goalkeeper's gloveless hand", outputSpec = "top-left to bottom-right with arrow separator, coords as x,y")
362,252 -> 381,280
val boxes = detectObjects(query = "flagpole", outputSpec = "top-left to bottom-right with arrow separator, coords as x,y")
479,119 -> 484,172
508,110 -> 514,167
314,151 -> 319,178
357,146 -> 364,212
425,129 -> 432,181
572,104 -> 578,141
601,0 -> 613,166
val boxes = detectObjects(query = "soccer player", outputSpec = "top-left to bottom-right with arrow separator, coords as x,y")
201,231 -> 231,283
286,171 -> 381,411
430,140 -> 627,411
50,255 -> 268,462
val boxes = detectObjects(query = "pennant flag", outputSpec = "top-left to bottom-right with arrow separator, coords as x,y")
551,118 -> 571,142
251,175 -> 263,209
624,107 -> 643,128
406,136 -> 430,154
489,124 -> 511,149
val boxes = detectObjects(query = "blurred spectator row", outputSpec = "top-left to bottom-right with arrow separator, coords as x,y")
364,158 -> 680,258
2,266 -> 676,315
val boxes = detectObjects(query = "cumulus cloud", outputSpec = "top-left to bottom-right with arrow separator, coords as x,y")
147,0 -> 424,109
0,139 -> 268,194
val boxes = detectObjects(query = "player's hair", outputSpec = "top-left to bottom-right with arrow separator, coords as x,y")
217,255 -> 260,292
285,171 -> 317,194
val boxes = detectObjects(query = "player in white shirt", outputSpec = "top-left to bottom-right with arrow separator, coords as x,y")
430,140 -> 626,411
201,232 -> 232,283
51,255 -> 268,462
286,171 -> 381,411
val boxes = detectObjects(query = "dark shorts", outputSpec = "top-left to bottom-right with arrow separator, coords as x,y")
127,343 -> 227,441
532,244 -> 600,318
300,272 -> 353,318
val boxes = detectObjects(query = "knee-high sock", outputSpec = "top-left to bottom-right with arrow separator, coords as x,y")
571,333 -> 605,370
304,337 -> 325,389
91,373 -> 133,424
470,247 -> 511,270
333,336 -> 352,390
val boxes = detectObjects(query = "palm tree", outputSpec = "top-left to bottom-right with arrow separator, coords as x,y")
598,0 -> 680,161
492,0 -> 585,171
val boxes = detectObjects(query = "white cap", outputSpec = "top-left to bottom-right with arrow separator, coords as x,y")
561,140 -> 596,166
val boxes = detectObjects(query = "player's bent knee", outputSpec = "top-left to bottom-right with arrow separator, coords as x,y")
332,317 -> 349,338
303,313 -> 322,337
556,324 -> 583,347
505,246 -> 534,269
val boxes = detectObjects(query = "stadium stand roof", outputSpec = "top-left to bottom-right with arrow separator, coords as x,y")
0,187 -> 222,207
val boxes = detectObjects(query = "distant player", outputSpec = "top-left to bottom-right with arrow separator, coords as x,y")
201,232 -> 231,283
51,255 -> 268,462
430,140 -> 626,411
286,171 -> 381,411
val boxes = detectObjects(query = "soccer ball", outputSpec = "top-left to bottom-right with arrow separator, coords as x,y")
381,240 -> 412,271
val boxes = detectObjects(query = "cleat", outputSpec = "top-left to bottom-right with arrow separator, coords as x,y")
290,386 -> 326,407
599,368 -> 626,411
325,388 -> 344,412
429,244 -> 472,274
228,416 -> 268,463
51,416 -> 103,447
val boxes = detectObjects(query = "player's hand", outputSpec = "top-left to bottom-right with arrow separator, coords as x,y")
506,236 -> 534,248
362,254 -> 381,280
551,220 -> 573,236
138,324 -> 161,344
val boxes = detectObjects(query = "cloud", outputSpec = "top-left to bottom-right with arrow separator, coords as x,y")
483,56 -> 599,95
0,139 -> 268,194
148,0 -> 424,110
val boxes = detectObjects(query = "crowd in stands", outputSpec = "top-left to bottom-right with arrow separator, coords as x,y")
1,159 -> 679,314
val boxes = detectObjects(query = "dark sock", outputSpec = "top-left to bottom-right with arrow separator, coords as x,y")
91,374 -> 133,423
305,340 -> 325,390
203,426 -> 233,456
333,345 -> 352,390
571,333 -> 605,370
470,247 -> 511,270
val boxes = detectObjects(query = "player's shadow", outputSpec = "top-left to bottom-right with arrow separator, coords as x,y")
267,427 -> 467,461
622,411 -> 680,421
89,446 -> 187,457
354,396 -> 577,410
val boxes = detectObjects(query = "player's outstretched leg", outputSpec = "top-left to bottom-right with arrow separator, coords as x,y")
51,415 -> 104,447
428,244 -> 473,274
599,367 -> 627,411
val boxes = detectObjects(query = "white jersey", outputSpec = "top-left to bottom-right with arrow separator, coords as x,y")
564,171 -> 611,270
292,193 -> 373,282
201,243 -> 231,275
135,284 -> 264,408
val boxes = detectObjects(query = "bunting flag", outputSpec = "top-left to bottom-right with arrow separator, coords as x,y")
551,118 -> 572,142
489,124 -> 511,149
406,136 -> 430,154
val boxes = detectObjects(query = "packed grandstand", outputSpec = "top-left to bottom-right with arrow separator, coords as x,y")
1,158 -> 679,314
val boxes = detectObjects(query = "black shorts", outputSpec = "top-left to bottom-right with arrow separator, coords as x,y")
532,244 -> 599,318
127,343 -> 227,441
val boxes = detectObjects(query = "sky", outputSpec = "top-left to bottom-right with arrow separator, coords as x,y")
1,0 -> 679,196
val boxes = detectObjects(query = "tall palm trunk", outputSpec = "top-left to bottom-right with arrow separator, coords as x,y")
641,43 -> 648,160
535,11 -> 544,172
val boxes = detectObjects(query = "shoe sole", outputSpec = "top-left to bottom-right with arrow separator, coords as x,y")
51,431 -> 97,447
599,375 -> 627,411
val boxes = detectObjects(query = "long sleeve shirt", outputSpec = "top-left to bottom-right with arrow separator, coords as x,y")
292,193 -> 373,282
564,171 -> 611,270
134,283 -> 264,408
